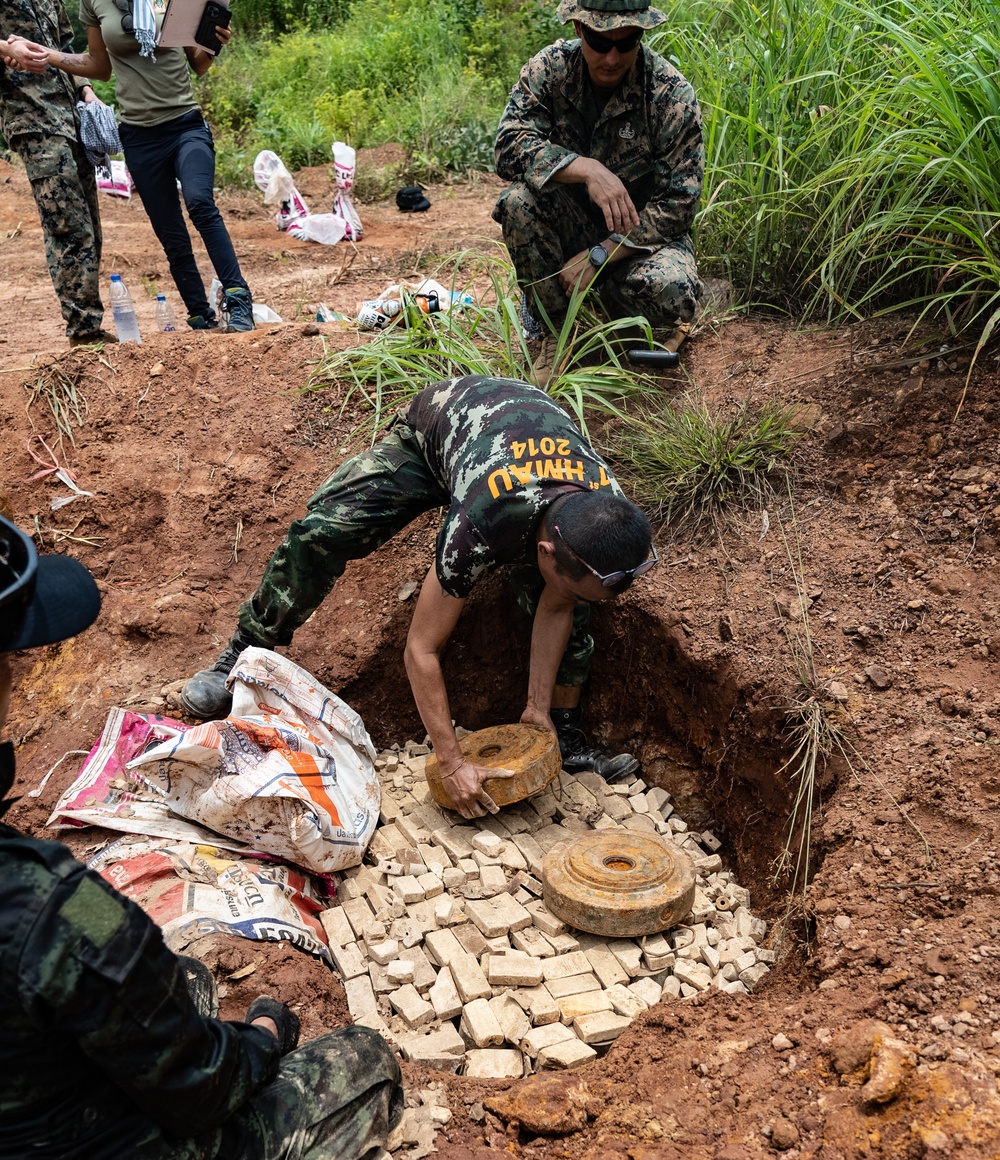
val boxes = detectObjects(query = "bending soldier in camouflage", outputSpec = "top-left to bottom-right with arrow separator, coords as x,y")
0,3 -> 111,344
0,514 -> 403,1160
182,376 -> 660,816
493,0 -> 704,386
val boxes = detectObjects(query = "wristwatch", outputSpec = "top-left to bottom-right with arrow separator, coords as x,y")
588,244 -> 609,269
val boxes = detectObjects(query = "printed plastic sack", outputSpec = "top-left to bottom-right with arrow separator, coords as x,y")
332,141 -> 363,241
90,835 -> 331,960
50,649 -> 381,874
253,149 -> 309,231
96,159 -> 133,199
287,213 -> 347,246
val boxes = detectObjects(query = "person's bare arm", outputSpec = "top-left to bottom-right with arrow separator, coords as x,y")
520,581 -> 579,734
0,37 -> 49,73
45,25 -> 112,82
553,156 -> 640,235
404,565 -> 515,819
185,22 -> 231,76
557,236 -> 636,298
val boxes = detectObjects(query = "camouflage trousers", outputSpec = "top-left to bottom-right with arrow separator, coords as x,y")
11,131 -> 104,339
215,1026 -> 403,1160
239,421 -> 594,687
495,180 -> 701,329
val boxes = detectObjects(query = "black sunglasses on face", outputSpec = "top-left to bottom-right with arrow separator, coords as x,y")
113,0 -> 134,33
554,525 -> 658,588
0,525 -> 37,651
580,24 -> 644,55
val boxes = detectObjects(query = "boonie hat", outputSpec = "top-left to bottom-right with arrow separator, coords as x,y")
557,0 -> 666,30
396,186 -> 432,213
0,515 -> 101,652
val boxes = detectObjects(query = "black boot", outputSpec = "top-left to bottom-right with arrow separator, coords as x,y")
551,707 -> 640,784
179,628 -> 261,718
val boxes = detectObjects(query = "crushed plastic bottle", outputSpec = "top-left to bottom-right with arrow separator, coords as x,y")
109,274 -> 141,344
155,294 -> 177,332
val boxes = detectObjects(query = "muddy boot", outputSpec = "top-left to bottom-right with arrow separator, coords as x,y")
552,707 -> 639,784
528,334 -> 559,389
222,287 -> 256,333
180,628 -> 260,718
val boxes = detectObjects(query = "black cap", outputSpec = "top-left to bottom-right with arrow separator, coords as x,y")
396,186 -> 432,213
0,516 -> 101,652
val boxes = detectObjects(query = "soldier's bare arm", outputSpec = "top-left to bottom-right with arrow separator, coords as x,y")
553,156 -> 640,234
1,37 -> 49,73
45,25 -> 111,82
404,565 -> 515,819
521,581 -> 578,733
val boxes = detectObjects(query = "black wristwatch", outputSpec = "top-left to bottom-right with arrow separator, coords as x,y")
589,244 -> 609,269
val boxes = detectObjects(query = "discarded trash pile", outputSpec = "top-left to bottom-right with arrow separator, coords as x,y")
320,738 -> 773,1078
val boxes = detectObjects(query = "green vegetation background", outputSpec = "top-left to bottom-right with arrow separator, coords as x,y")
78,0 -> 1000,333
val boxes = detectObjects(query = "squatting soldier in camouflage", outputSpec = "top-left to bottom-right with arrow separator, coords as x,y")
182,376 -> 660,816
0,514 -> 403,1160
493,0 -> 704,386
0,1 -> 108,343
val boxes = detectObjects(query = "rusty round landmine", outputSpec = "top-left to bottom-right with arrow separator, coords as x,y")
542,830 -> 697,938
424,723 -> 561,812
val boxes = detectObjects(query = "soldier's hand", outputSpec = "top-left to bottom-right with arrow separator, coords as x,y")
3,36 -> 49,73
558,250 -> 599,298
438,758 -> 516,820
582,160 -> 640,235
520,704 -> 556,735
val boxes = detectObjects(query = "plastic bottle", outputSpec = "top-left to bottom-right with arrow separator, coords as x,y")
155,294 -> 177,332
109,274 -> 141,344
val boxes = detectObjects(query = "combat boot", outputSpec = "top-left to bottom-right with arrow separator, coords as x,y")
222,287 -> 256,333
180,628 -> 262,718
551,707 -> 640,784
528,334 -> 559,389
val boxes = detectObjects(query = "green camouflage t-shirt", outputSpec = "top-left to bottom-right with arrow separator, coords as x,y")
405,375 -> 622,598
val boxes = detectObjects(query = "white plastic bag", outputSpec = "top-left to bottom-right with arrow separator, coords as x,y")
287,213 -> 348,246
332,141 -> 363,241
253,149 -> 309,231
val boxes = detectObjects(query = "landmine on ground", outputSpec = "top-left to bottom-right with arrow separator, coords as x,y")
320,735 -> 772,1079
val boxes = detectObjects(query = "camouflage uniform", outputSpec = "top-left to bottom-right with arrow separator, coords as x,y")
239,375 -> 625,687
0,742 -> 403,1160
0,0 -> 104,339
493,40 -> 703,327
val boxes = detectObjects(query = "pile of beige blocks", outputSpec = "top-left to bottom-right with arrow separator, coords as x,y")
319,739 -> 771,1078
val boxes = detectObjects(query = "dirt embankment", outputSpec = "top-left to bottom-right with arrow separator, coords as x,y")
3,153 -> 1000,1158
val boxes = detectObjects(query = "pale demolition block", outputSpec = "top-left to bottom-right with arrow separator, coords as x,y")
545,973 -> 601,1000
391,875 -> 424,904
487,951 -> 545,988
545,932 -> 580,955
417,872 -> 444,899
428,966 -> 463,1020
442,867 -> 467,891
701,830 -> 722,852
489,995 -> 531,1046
538,1039 -> 598,1070
465,1049 -> 525,1079
433,828 -> 475,861
453,924 -> 489,957
525,900 -> 567,938
602,795 -> 633,822
512,927 -> 554,958
368,823 -> 405,861
479,864 -> 509,897
342,896 -> 375,939
434,895 -> 458,927
628,793 -> 649,814
331,942 -> 368,981
510,834 -> 546,877
521,1022 -> 577,1058
607,940 -> 642,977
512,985 -> 561,1027
366,882 -> 395,913
606,983 -> 649,1019
623,815 -> 657,835
459,858 -> 480,878
557,990 -> 613,1025
461,998 -> 505,1048
344,974 -> 379,1023
660,975 -> 682,1000
498,843 -> 528,872
483,934 -> 512,954
319,907 -> 355,947
386,960 -> 415,985
407,948 -> 438,994
465,894 -> 532,939
733,951 -> 757,975
404,898 -> 441,937
451,952 -> 493,1003
628,977 -> 662,1008
368,939 -> 400,966
701,945 -> 721,973
399,1023 -> 466,1068
584,945 -> 629,989
395,814 -> 431,847
533,824 -> 572,853
471,831 -> 503,858
739,963 -> 770,989
695,854 -> 724,874
646,787 -> 670,812
541,951 -> 592,982
573,1011 -> 631,1045
368,962 -> 394,995
641,934 -> 675,972
673,960 -> 712,991
388,984 -> 435,1029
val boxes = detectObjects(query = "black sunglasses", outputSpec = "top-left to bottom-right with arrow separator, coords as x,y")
113,0 -> 134,33
0,522 -> 37,651
579,24 -> 644,55
554,525 -> 658,588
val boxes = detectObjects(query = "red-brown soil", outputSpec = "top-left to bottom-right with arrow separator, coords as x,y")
3,150 -> 1000,1158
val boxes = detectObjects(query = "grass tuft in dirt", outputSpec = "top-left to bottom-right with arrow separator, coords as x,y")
306,250 -> 660,440
21,350 -> 111,446
610,396 -> 801,535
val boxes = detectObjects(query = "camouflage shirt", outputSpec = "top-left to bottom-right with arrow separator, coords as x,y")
0,0 -> 87,142
404,375 -> 622,599
494,40 -> 703,252
0,771 -> 281,1160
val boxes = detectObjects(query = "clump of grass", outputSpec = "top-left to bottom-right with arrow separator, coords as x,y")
610,396 -> 801,535
306,249 -> 661,441
22,350 -> 110,445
